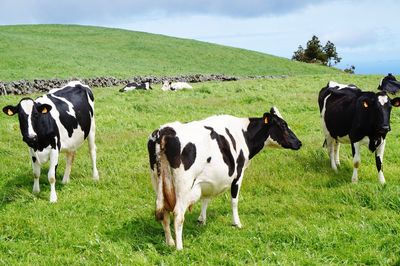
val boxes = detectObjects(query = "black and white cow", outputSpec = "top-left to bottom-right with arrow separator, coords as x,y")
119,81 -> 152,92
2,81 -> 99,202
147,107 -> 302,250
318,81 -> 400,184
377,73 -> 400,94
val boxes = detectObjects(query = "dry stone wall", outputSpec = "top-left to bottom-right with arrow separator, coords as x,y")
0,74 -> 286,95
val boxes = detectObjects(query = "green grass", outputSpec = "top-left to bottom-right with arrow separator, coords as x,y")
0,24 -> 340,81
1,74 -> 400,265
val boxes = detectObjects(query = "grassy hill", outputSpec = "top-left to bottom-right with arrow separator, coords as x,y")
0,24 -> 340,81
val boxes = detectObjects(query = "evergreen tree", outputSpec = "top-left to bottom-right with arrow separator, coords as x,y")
292,35 -> 342,67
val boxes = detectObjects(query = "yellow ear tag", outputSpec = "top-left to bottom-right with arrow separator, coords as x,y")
264,117 -> 269,124
7,109 -> 13,116
41,107 -> 48,114
363,101 -> 368,108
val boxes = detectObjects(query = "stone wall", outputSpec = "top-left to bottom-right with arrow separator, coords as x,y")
0,74 -> 286,95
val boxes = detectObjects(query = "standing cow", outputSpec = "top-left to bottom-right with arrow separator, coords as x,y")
2,81 -> 99,202
147,107 -> 302,250
318,80 -> 400,184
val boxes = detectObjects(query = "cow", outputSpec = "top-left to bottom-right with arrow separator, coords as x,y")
377,73 -> 400,94
119,81 -> 152,92
161,81 -> 193,91
147,107 -> 302,250
318,80 -> 400,184
2,81 -> 99,203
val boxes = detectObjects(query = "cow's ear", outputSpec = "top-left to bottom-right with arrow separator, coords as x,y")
263,113 -> 272,124
391,97 -> 400,107
2,105 -> 18,116
36,104 -> 52,114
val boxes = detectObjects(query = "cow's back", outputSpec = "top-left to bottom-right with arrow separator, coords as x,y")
319,85 -> 360,139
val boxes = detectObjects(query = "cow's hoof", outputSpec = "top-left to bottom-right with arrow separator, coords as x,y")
197,219 -> 206,225
61,177 -> 70,184
232,223 -> 242,228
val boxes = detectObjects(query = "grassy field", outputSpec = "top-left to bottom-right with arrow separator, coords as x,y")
0,24 -> 341,81
1,74 -> 400,265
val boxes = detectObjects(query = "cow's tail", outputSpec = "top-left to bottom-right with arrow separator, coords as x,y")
155,135 -> 176,221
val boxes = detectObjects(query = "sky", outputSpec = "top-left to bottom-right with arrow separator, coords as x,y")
0,0 -> 399,75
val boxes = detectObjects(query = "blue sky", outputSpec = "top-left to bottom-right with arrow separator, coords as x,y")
1,0 -> 399,75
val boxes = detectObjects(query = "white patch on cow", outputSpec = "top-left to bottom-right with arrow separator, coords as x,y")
50,94 -> 76,117
271,107 -> 283,119
328,81 -> 357,90
378,95 -> 388,106
19,100 -> 36,137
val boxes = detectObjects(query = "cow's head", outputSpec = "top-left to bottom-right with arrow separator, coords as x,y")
356,91 -> 400,136
3,98 -> 53,149
263,107 -> 302,150
161,80 -> 172,91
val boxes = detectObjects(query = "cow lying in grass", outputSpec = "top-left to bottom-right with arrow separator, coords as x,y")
2,81 -> 99,202
319,76 -> 400,183
147,107 -> 302,250
119,81 -> 152,92
161,81 -> 192,91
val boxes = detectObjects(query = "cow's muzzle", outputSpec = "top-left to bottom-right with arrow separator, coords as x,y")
23,135 -> 38,147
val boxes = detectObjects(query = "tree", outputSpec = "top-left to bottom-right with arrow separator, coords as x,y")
344,65 -> 355,74
292,45 -> 306,62
304,35 -> 326,64
292,35 -> 341,67
323,41 -> 341,66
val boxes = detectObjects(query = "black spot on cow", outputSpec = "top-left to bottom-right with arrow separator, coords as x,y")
225,128 -> 236,151
158,127 -> 176,143
181,142 -> 196,170
207,157 -> 211,163
375,156 -> 382,172
32,156 -> 37,163
147,139 -> 157,171
158,127 -> 182,168
231,150 -> 245,198
204,126 -> 235,176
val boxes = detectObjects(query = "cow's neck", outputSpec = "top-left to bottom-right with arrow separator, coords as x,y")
242,118 -> 270,159
33,116 -> 59,151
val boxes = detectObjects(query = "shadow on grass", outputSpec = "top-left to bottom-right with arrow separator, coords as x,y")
293,149 -> 353,188
106,211 -> 208,254
0,167 -> 68,208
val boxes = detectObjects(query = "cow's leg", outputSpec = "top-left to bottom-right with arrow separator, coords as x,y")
161,212 -> 175,246
62,151 -> 75,184
327,137 -> 337,171
174,183 -> 202,250
87,121 -> 99,181
351,142 -> 361,183
375,139 -> 386,184
334,141 -> 340,167
197,198 -> 210,225
231,176 -> 244,228
31,155 -> 41,194
48,149 -> 59,203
